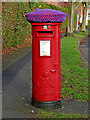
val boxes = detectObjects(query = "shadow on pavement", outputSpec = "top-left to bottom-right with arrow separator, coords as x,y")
2,51 -> 32,91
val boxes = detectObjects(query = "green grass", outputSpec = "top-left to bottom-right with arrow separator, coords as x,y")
36,32 -> 88,118
88,20 -> 90,26
73,32 -> 88,38
87,30 -> 90,33
61,34 -> 88,101
36,109 -> 88,118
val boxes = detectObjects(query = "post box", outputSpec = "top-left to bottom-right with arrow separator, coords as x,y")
25,8 -> 67,109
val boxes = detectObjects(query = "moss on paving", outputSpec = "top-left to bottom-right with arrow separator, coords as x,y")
36,108 -> 88,118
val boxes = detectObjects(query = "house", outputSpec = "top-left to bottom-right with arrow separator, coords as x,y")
45,1 -> 69,7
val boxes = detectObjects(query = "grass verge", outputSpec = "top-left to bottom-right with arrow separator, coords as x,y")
61,33 -> 88,101
36,32 -> 88,118
73,32 -> 88,38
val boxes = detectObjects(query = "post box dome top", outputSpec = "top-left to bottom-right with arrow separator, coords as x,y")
25,8 -> 67,23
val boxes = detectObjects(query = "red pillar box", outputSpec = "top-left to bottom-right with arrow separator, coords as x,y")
25,9 -> 67,109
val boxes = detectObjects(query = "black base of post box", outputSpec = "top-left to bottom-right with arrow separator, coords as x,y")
31,99 -> 62,109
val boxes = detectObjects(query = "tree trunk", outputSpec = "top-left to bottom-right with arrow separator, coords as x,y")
81,3 -> 88,32
70,3 -> 75,33
67,5 -> 70,34
76,13 -> 79,31
67,2 -> 75,35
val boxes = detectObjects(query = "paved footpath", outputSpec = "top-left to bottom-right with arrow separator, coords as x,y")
2,35 -> 88,118
2,47 -> 37,118
79,29 -> 89,67
79,36 -> 88,64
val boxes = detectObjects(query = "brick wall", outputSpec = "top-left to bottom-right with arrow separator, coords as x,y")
45,2 -> 69,7
77,5 -> 83,17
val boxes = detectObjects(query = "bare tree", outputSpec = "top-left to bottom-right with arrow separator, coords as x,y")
81,2 -> 88,32
67,1 -> 81,35
67,2 -> 75,35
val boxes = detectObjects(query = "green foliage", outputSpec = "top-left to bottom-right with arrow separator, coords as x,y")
73,32 -> 88,38
3,2 -> 79,49
48,4 -> 57,10
47,5 -> 69,31
88,20 -> 90,26
2,2 -> 69,49
2,2 -> 31,49
57,7 -> 69,31
28,2 -> 37,9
